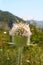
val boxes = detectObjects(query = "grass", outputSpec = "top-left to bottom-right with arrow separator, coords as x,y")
0,29 -> 43,65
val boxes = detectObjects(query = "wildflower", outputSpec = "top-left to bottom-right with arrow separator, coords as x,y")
9,22 -> 32,37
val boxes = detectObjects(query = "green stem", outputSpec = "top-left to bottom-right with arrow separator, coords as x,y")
18,47 -> 23,65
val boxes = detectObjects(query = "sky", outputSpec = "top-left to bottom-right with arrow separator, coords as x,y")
0,0 -> 43,20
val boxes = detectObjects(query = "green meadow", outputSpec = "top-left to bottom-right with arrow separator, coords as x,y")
0,23 -> 43,65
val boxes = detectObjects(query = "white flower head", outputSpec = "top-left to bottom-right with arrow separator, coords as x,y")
9,22 -> 32,37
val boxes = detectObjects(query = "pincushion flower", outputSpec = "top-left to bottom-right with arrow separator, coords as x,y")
9,22 -> 32,37
9,22 -> 32,65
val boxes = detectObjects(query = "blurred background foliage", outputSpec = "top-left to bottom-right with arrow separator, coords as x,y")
0,11 -> 43,65
0,23 -> 43,65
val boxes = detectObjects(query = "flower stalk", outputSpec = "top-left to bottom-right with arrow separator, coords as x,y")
18,47 -> 23,65
9,22 -> 32,65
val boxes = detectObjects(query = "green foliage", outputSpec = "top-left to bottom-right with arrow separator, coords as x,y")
0,18 -> 43,65
0,29 -> 11,47
23,45 -> 43,65
30,24 -> 43,46
14,35 -> 28,47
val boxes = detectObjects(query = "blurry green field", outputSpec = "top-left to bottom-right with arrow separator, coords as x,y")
0,26 -> 43,65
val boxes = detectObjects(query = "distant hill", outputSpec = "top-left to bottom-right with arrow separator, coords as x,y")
36,21 -> 43,28
0,10 -> 26,30
27,20 -> 43,29
0,10 -> 43,30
